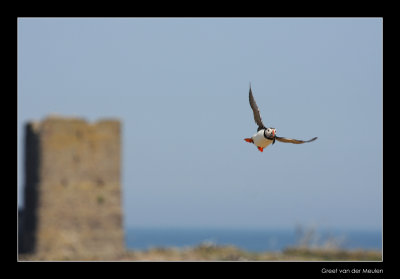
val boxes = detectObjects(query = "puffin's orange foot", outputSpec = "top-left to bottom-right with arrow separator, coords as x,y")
257,146 -> 264,152
244,138 -> 253,143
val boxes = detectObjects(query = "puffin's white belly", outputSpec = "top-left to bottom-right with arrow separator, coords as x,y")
252,130 -> 273,148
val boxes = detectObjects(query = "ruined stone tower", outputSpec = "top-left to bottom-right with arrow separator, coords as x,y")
19,116 -> 124,260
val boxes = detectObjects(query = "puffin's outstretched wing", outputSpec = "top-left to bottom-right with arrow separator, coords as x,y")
275,136 -> 318,144
249,86 -> 266,131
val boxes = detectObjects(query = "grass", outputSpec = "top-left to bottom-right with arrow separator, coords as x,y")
19,244 -> 382,261
116,243 -> 381,261
19,225 -> 382,261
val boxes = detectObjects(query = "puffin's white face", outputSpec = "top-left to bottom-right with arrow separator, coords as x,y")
265,128 -> 276,138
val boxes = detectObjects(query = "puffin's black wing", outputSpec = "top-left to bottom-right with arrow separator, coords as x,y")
249,86 -> 266,131
275,136 -> 318,144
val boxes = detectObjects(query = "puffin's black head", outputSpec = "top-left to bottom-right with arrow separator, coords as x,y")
264,127 -> 276,140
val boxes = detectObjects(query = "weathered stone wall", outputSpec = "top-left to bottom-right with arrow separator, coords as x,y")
19,116 -> 124,260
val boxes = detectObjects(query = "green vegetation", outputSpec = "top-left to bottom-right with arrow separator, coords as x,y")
19,243 -> 381,261
19,225 -> 381,261
119,243 -> 381,261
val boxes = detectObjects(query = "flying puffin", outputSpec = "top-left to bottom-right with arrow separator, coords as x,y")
244,85 -> 317,152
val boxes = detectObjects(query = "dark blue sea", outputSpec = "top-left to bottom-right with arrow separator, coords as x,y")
125,227 -> 382,252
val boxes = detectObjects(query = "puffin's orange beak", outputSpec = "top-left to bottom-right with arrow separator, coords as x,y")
272,130 -> 275,137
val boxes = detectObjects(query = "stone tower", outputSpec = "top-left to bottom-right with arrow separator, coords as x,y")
19,116 -> 124,260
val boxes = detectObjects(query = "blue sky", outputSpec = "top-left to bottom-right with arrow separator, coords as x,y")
18,18 -> 382,230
